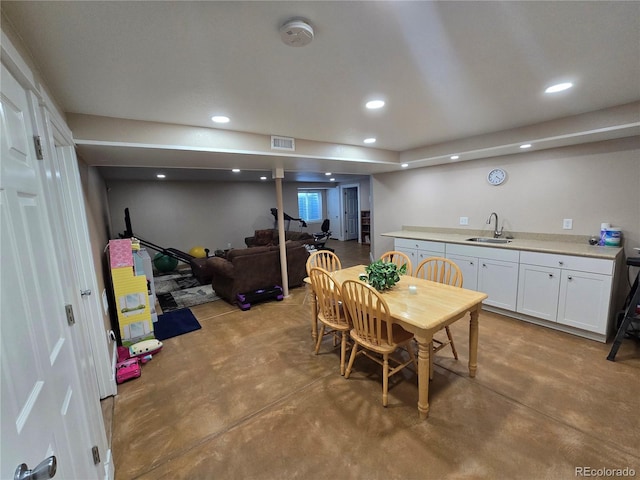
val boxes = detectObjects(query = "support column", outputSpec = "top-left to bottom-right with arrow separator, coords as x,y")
273,168 -> 289,297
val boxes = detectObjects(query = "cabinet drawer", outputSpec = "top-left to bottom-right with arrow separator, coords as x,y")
394,238 -> 445,253
445,243 -> 519,262
520,251 -> 613,275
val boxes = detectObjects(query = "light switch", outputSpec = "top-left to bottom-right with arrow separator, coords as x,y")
459,217 -> 469,225
563,219 -> 573,230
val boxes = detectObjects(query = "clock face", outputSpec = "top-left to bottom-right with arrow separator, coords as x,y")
487,168 -> 506,186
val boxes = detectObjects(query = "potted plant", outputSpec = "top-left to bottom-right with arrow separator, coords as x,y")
359,259 -> 407,291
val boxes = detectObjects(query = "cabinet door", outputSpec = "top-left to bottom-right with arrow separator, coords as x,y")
557,270 -> 612,334
517,264 -> 561,321
446,254 -> 478,290
395,247 -> 417,271
416,249 -> 446,265
478,259 -> 519,310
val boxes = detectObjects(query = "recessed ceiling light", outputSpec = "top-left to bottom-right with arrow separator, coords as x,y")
545,82 -> 573,94
520,144 -> 532,149
211,115 -> 230,123
401,163 -> 409,168
325,172 -> 331,176
232,168 -> 241,173
364,138 -> 376,144
156,174 -> 166,179
365,100 -> 385,109
330,178 -> 336,182
450,155 -> 459,160
260,176 -> 267,180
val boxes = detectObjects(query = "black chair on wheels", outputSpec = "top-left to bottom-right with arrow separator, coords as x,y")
313,219 -> 334,252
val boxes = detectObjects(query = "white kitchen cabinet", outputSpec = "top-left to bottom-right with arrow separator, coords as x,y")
517,264 -> 561,321
558,270 -> 613,335
394,238 -> 445,272
445,244 -> 520,309
518,251 -> 615,336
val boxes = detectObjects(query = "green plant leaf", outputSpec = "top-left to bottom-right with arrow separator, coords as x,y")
364,259 -> 404,291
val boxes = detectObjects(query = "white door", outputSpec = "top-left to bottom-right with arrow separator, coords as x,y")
326,187 -> 340,239
343,186 -> 359,240
1,63 -> 100,479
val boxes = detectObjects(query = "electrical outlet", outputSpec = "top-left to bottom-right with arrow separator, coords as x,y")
459,216 -> 469,226
563,219 -> 573,230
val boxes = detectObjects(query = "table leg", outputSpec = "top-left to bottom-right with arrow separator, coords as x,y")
468,307 -> 479,378
416,337 -> 432,419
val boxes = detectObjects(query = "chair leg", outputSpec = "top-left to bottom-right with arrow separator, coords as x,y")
314,325 -> 326,354
382,353 -> 389,407
445,326 -> 458,360
345,344 -> 358,379
340,332 -> 347,376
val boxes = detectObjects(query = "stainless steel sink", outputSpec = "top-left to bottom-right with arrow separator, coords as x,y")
466,237 -> 512,244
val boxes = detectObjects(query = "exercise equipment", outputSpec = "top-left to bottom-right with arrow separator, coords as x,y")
189,246 -> 208,258
312,219 -> 334,252
153,253 -> 178,273
270,208 -> 307,231
236,286 -> 284,311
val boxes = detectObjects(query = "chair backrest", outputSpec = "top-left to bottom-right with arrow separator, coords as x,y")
306,250 -> 342,275
379,250 -> 413,276
341,279 -> 395,347
309,267 -> 349,327
414,256 -> 463,287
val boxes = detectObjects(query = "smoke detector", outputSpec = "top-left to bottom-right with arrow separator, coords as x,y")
280,19 -> 314,47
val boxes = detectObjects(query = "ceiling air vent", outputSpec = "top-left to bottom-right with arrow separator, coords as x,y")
271,136 -> 295,151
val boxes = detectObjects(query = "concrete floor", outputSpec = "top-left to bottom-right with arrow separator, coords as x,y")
104,240 -> 640,479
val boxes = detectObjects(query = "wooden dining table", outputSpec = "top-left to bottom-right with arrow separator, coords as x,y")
306,265 -> 488,419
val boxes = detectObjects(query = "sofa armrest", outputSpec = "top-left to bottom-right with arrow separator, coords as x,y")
207,257 -> 234,279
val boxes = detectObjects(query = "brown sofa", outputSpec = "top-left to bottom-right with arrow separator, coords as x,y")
244,229 -> 314,248
206,243 -> 310,305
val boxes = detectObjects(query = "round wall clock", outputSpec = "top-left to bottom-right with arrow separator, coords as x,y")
487,168 -> 507,186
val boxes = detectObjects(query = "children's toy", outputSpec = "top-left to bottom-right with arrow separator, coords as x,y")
236,286 -> 284,311
129,338 -> 163,358
116,358 -> 141,384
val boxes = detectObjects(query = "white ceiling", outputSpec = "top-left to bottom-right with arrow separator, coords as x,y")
2,1 -> 639,182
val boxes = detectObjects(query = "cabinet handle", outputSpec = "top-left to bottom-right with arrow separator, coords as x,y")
482,263 -> 487,267
559,261 -> 564,266
470,262 -> 474,266
548,274 -> 554,278
567,276 -> 573,280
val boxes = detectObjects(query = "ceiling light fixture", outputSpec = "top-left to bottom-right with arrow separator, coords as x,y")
401,163 -> 409,168
232,168 -> 241,173
364,138 -> 376,144
260,176 -> 267,180
330,178 -> 336,182
280,19 -> 314,47
366,100 -> 385,109
212,116 -> 230,123
325,172 -> 331,176
545,82 -> 573,93
450,155 -> 460,160
156,174 -> 166,179
520,144 -> 532,149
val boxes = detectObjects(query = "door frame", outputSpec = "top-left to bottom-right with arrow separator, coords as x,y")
339,183 -> 360,242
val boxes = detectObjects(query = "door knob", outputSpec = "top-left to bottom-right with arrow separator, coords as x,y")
14,456 -> 57,480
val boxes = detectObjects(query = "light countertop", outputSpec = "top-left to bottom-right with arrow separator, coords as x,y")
382,228 -> 623,260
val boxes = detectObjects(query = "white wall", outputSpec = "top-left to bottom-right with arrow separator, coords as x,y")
371,137 -> 640,263
106,180 -> 365,253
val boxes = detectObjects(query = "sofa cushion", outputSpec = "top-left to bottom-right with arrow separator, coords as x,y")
253,229 -> 275,246
226,246 -> 271,262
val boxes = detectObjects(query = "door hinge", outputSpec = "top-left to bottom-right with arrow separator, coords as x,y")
91,446 -> 100,465
33,136 -> 44,160
65,304 -> 76,326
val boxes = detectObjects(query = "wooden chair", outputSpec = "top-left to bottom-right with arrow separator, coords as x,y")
341,279 -> 417,407
414,257 -> 461,375
309,267 -> 351,375
379,250 -> 413,276
306,249 -> 342,275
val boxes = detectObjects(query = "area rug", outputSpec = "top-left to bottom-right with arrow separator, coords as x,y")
154,308 -> 201,341
154,272 -> 220,313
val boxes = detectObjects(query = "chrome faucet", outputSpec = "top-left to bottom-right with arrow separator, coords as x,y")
487,212 -> 503,238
